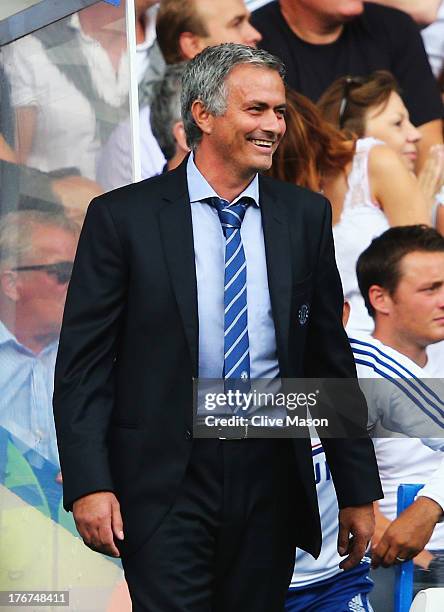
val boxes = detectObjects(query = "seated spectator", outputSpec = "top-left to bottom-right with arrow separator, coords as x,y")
269,86 -> 430,334
319,70 -> 444,305
0,58 -> 102,219
156,0 -> 261,64
0,209 -> 79,468
98,0 -> 262,189
150,63 -> 189,172
352,225 -> 444,608
2,3 -> 128,184
96,1 -> 166,191
318,72 -> 443,191
251,0 -> 443,167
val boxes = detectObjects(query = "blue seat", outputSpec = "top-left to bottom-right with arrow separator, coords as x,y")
394,484 -> 424,612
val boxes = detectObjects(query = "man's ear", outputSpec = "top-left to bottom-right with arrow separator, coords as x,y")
178,31 -> 205,60
0,270 -> 20,302
172,121 -> 190,154
191,100 -> 213,137
368,284 -> 391,316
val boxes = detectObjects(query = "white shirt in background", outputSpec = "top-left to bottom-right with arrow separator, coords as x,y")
333,138 -> 389,336
421,2 -> 444,77
350,332 -> 444,536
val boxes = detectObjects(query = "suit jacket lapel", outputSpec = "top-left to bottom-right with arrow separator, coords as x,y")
259,176 -> 292,376
158,162 -> 199,377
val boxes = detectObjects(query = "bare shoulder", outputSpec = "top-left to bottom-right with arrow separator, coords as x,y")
368,143 -> 406,176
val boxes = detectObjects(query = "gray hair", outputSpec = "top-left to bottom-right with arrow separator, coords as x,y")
181,43 -> 285,151
150,62 -> 187,161
0,209 -> 79,270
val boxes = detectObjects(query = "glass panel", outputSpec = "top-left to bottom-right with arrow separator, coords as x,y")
0,2 -> 132,609
0,0 -> 43,22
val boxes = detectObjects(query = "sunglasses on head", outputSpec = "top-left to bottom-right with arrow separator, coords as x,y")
338,75 -> 366,128
12,261 -> 74,284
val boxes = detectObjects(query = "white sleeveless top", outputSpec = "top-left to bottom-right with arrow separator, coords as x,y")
333,137 -> 389,335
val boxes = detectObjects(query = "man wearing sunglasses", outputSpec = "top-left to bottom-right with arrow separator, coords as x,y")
0,208 -> 78,467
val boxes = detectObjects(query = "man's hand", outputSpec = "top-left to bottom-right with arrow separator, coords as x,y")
371,497 -> 442,568
337,503 -> 375,571
72,491 -> 124,558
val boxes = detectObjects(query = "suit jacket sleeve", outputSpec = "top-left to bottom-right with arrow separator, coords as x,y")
53,196 -> 127,510
304,197 -> 383,508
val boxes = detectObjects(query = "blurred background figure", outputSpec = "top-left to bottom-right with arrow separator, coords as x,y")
1,3 -> 134,214
318,70 -> 444,331
156,0 -> 261,63
0,52 -> 102,219
149,62 -> 189,171
251,0 -> 443,168
421,1 -> 444,79
98,0 -> 263,190
319,72 -> 444,215
0,209 -> 79,468
371,0 -> 442,26
269,77 -> 433,335
136,1 -> 163,94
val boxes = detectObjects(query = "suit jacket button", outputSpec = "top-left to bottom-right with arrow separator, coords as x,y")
185,429 -> 192,440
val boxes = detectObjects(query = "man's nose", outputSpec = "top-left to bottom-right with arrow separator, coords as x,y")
261,111 -> 284,135
244,22 -> 262,47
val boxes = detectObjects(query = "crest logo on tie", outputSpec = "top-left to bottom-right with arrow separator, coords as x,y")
240,370 -> 249,381
298,304 -> 309,325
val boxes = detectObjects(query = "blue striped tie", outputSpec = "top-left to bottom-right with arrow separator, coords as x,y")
207,197 -> 252,389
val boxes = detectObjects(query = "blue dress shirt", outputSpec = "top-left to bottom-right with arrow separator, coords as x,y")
186,154 -> 279,380
0,321 -> 59,468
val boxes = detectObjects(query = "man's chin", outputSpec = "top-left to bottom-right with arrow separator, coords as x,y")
338,4 -> 364,22
427,329 -> 444,345
252,154 -> 273,173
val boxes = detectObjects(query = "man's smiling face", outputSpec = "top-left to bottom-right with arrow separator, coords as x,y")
205,64 -> 286,180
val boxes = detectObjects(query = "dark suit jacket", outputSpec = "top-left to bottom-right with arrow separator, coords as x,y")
53,159 -> 382,559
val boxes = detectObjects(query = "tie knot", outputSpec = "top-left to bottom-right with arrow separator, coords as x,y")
206,197 -> 253,234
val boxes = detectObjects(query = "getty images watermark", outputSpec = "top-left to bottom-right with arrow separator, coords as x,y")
193,379 -> 334,439
193,377 -> 444,439
203,388 -> 326,429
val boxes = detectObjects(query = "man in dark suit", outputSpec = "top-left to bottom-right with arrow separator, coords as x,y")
53,44 -> 382,611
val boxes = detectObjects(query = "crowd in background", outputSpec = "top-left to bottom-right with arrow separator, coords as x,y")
0,1 -> 444,610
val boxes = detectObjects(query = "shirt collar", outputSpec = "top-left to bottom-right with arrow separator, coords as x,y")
186,153 -> 260,207
0,320 -> 20,348
0,320 -> 57,356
